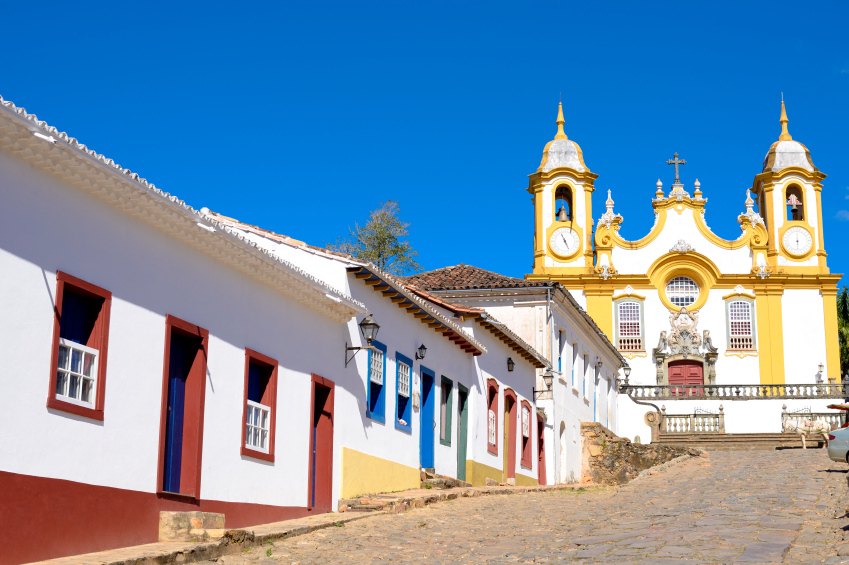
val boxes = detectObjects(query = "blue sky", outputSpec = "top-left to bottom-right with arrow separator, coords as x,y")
2,1 -> 847,280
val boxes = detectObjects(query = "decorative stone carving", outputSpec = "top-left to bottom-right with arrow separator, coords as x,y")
669,239 -> 695,254
651,308 -> 717,385
738,189 -> 766,230
733,285 -> 745,294
624,285 -> 635,295
598,190 -> 624,230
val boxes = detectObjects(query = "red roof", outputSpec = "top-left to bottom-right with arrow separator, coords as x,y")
403,264 -> 551,291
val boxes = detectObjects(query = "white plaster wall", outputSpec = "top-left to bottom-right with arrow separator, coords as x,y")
0,149 -> 350,508
612,207 -> 752,275
783,289 -> 828,381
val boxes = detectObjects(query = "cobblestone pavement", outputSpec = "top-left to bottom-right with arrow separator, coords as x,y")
201,450 -> 849,564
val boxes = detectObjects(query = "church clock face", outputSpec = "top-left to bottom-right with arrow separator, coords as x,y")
550,227 -> 581,257
782,226 -> 812,256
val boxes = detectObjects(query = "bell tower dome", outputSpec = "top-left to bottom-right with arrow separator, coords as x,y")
528,103 -> 598,275
751,100 -> 828,273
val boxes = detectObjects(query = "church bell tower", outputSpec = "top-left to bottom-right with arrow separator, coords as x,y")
528,103 -> 598,274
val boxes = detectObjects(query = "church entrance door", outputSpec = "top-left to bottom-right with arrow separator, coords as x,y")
668,360 -> 703,397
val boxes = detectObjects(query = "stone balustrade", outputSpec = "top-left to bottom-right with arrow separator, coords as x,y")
622,382 -> 847,401
781,405 -> 845,430
661,406 -> 725,434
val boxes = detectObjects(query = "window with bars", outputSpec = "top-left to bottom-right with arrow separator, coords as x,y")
666,276 -> 699,308
728,300 -> 755,350
367,341 -> 387,422
242,350 -> 277,462
617,301 -> 642,351
49,273 -> 112,421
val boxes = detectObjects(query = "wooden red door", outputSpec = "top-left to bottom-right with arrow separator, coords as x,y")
668,361 -> 703,397
536,416 -> 546,486
309,374 -> 334,512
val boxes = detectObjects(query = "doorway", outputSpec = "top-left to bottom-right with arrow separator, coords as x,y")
309,374 -> 334,512
502,390 -> 517,483
420,368 -> 435,470
159,316 -> 207,497
456,385 -> 469,481
537,416 -> 547,485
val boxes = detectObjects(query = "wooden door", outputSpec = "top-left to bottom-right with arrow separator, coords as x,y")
309,375 -> 334,512
503,393 -> 517,483
668,360 -> 703,397
537,416 -> 547,486
420,370 -> 435,470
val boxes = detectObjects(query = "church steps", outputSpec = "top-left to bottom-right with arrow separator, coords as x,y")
654,432 -> 827,451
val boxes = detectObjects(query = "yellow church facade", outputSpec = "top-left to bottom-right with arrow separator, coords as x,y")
525,102 -> 842,437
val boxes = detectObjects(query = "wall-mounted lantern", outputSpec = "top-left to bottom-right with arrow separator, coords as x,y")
507,357 -> 515,372
533,369 -> 554,399
345,315 -> 381,367
622,365 -> 632,386
416,344 -> 427,360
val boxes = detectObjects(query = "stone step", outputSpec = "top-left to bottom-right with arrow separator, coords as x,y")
345,504 -> 386,512
423,477 -> 472,489
655,432 -> 827,451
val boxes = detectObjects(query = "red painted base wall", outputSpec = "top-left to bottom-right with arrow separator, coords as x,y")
0,471 -> 315,565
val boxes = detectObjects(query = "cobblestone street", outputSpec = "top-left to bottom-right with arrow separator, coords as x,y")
204,451 -> 849,564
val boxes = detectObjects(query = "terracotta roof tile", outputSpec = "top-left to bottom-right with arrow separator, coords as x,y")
403,264 -> 551,291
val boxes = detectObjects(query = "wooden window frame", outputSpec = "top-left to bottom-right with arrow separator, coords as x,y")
366,340 -> 387,423
241,348 -> 278,463
395,352 -> 413,433
486,378 -> 499,455
520,400 -> 533,469
725,297 -> 757,351
156,314 -> 209,499
47,271 -> 112,421
439,376 -> 453,447
613,298 -> 645,353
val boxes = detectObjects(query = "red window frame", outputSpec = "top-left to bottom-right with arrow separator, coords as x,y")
46,271 -> 112,421
520,400 -> 533,469
241,348 -> 278,463
486,378 -> 499,455
156,314 -> 209,499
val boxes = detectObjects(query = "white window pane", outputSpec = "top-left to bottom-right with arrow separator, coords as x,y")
70,349 -> 82,374
69,374 -> 80,399
58,345 -> 69,370
82,378 -> 93,403
261,430 -> 268,449
83,352 -> 95,377
56,371 -> 68,396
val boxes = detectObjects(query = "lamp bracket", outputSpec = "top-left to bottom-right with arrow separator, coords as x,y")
345,342 -> 378,367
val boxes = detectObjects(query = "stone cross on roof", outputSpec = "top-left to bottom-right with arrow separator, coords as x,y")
667,152 -> 687,185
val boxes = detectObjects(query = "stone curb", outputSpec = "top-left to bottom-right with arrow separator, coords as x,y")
28,484 -> 593,565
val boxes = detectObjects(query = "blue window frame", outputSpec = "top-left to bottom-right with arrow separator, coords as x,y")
395,352 -> 413,433
366,340 -> 387,423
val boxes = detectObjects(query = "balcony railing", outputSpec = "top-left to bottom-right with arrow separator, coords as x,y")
622,383 -> 847,401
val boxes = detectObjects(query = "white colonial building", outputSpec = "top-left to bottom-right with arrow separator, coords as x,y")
524,101 -> 843,441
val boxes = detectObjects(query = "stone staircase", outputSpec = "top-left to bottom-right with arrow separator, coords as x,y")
655,432 -> 827,451
340,470 -> 472,513
420,469 -> 472,490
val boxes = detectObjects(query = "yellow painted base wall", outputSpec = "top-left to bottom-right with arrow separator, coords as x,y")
340,447 -> 421,499
515,473 -> 539,487
466,460 -> 502,487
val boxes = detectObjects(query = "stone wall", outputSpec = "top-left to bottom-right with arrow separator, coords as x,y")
580,422 -> 701,485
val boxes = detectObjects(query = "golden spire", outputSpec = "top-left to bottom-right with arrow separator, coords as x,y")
779,100 -> 792,141
554,102 -> 568,140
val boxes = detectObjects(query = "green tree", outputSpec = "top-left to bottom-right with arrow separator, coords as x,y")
328,200 -> 421,275
838,286 -> 849,380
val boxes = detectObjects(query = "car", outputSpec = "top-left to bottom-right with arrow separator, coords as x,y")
827,425 -> 849,463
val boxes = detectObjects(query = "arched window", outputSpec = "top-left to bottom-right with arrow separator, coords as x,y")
786,185 -> 804,221
728,300 -> 754,350
554,185 -> 573,222
666,277 -> 699,308
617,301 -> 642,351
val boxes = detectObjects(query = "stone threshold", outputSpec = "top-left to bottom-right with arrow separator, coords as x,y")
28,483 -> 591,565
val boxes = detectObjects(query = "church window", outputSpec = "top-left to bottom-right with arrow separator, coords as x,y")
554,185 -> 573,222
666,276 -> 699,308
727,299 -> 756,350
616,301 -> 643,351
395,353 -> 412,433
49,271 -> 112,421
367,341 -> 387,423
786,185 -> 804,221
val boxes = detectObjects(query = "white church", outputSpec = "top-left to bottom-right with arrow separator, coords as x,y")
523,101 -> 843,440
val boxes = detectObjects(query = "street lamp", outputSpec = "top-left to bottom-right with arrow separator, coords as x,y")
623,365 -> 631,386
416,344 -> 427,360
533,369 -> 554,399
507,357 -> 515,372
345,315 -> 381,367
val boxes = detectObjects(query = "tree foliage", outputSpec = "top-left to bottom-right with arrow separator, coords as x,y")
328,200 -> 421,275
838,286 -> 849,380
